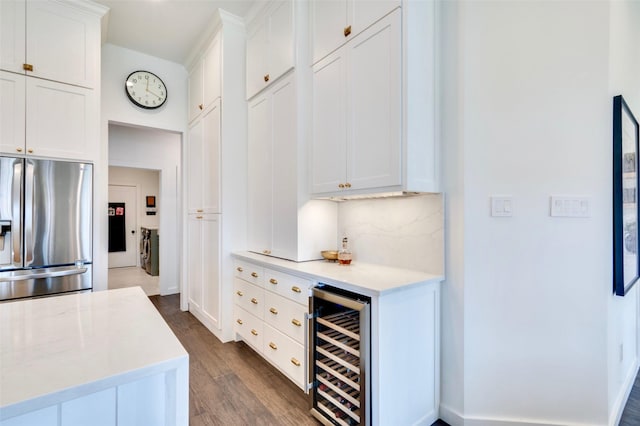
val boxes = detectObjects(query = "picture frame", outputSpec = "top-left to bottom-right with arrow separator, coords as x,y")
146,196 -> 156,208
613,94 -> 640,296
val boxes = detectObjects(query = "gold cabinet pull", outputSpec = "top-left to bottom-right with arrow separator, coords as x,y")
290,357 -> 301,367
344,25 -> 351,37
251,298 -> 258,305
345,182 -> 352,188
27,148 -> 33,154
291,286 -> 301,293
338,183 -> 345,189
23,63 -> 33,72
236,319 -> 243,325
251,329 -> 258,336
196,215 -> 203,219
251,272 -> 259,278
198,104 -> 203,110
236,290 -> 243,297
196,209 -> 204,212
263,249 -> 271,255
16,147 -> 23,153
269,342 -> 278,350
269,278 -> 278,285
237,266 -> 244,272
269,307 -> 278,315
264,74 -> 270,82
291,318 -> 301,327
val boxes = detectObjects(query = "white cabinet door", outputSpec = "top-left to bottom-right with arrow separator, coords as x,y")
201,215 -> 221,329
188,60 -> 204,123
246,21 -> 268,99
187,119 -> 203,213
0,0 -> 25,75
0,71 -> 25,155
347,9 -> 401,190
270,76 -> 297,260
26,77 -> 96,161
202,100 -> 221,214
311,0 -> 347,65
203,35 -> 221,108
268,0 -> 294,82
311,51 -> 347,194
27,1 -> 98,88
187,215 -> 203,311
247,93 -> 272,254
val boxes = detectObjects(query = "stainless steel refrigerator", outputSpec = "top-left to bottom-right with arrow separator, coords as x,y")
0,157 -> 92,301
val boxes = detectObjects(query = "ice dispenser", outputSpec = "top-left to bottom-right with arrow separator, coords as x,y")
0,221 -> 11,265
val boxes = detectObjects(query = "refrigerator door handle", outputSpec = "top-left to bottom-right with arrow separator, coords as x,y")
0,265 -> 88,282
24,160 -> 34,266
11,160 -> 22,266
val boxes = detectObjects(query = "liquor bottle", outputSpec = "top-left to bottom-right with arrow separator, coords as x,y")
338,237 -> 352,265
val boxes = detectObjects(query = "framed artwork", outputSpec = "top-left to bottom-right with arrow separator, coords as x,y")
146,196 -> 156,208
613,94 -> 640,296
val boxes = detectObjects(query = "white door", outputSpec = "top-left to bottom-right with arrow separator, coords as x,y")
108,185 -> 138,268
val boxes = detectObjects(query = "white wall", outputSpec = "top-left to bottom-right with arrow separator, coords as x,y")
440,1 -> 640,425
97,43 -> 187,295
337,194 -> 443,274
109,124 -> 181,295
109,166 -> 160,230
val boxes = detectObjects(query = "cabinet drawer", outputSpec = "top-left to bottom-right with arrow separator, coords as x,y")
263,324 -> 306,389
234,260 -> 264,287
234,278 -> 264,319
264,268 -> 312,305
264,291 -> 307,344
234,306 -> 263,353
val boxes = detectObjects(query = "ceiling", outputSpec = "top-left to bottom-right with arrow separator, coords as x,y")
95,0 -> 256,65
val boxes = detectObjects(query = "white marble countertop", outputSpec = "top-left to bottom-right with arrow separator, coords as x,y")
232,251 -> 443,296
0,287 -> 188,414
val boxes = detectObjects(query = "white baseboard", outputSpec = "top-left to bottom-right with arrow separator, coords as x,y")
610,358 -> 640,426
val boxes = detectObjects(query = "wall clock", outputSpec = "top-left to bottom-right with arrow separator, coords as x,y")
125,70 -> 167,109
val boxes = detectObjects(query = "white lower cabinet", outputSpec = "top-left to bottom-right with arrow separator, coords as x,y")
233,259 -> 311,391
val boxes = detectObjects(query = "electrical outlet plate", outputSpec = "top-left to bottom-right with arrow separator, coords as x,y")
550,196 -> 590,218
491,196 -> 513,217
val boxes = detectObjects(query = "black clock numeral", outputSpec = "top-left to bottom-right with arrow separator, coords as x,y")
138,97 -> 141,101
157,85 -> 161,89
132,78 -> 137,84
153,100 -> 156,105
144,75 -> 149,80
131,91 -> 136,96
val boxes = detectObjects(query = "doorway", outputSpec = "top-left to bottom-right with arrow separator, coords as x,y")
108,184 -> 138,268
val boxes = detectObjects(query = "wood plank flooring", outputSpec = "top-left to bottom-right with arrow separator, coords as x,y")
149,294 -> 320,426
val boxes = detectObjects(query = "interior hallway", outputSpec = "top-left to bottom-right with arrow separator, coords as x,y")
108,266 -> 160,296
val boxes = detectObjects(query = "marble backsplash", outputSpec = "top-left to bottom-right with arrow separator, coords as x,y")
336,193 -> 444,274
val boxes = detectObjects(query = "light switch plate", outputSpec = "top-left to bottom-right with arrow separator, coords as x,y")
550,196 -> 591,218
491,196 -> 513,217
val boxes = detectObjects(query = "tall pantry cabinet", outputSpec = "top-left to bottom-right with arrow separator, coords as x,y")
0,0 -> 105,161
185,10 -> 247,342
245,0 -> 337,262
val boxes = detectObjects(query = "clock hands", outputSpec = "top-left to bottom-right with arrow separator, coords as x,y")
146,87 -> 163,99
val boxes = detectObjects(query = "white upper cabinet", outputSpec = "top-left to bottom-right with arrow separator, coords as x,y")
0,0 -> 101,89
0,71 -> 26,155
312,9 -> 401,195
311,0 -> 400,64
246,0 -> 294,99
188,35 -> 221,123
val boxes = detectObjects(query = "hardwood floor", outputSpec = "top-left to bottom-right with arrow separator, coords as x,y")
149,294 -> 320,426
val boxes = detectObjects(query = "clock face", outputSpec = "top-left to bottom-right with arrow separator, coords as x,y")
125,70 -> 167,109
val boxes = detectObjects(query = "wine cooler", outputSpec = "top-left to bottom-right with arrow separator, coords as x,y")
310,284 -> 371,426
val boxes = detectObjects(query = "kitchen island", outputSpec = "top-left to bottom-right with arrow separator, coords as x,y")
0,287 -> 188,426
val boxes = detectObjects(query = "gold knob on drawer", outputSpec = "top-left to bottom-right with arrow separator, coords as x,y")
27,148 -> 33,154
196,209 -> 204,212
236,290 -> 244,297
263,249 -> 271,255
345,182 -> 352,188
16,147 -> 23,153
251,298 -> 258,305
251,329 -> 258,336
23,63 -> 33,71
338,183 -> 345,189
344,25 -> 352,37
236,319 -> 243,325
269,307 -> 278,315
290,357 -> 301,367
269,342 -> 278,350
269,278 -> 278,285
237,266 -> 244,272
291,286 -> 301,293
251,272 -> 259,278
264,74 -> 270,82
196,216 -> 203,219
198,104 -> 203,110
291,318 -> 301,327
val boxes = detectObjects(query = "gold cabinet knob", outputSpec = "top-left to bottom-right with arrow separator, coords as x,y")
269,342 -> 278,350
345,182 -> 352,188
264,74 -> 270,82
263,249 -> 271,255
344,25 -> 351,37
251,297 -> 258,305
236,290 -> 243,297
16,147 -> 23,153
237,266 -> 244,272
291,318 -> 302,327
251,329 -> 258,336
269,307 -> 278,315
198,104 -> 203,110
196,209 -> 204,212
27,148 -> 33,154
290,357 -> 301,367
269,278 -> 278,285
196,215 -> 203,219
236,318 -> 243,325
251,272 -> 259,278
338,183 -> 345,189
291,286 -> 301,293
23,63 -> 33,72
